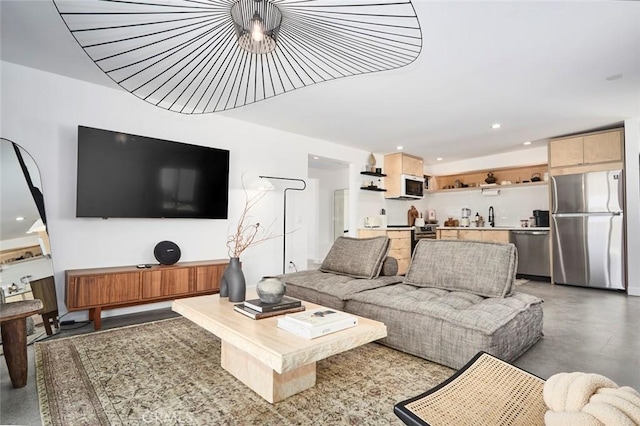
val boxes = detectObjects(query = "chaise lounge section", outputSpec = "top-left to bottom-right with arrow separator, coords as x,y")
282,237 -> 543,369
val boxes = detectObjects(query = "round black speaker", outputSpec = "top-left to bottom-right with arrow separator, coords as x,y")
153,241 -> 181,265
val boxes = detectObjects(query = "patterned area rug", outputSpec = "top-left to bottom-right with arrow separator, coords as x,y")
36,317 -> 454,425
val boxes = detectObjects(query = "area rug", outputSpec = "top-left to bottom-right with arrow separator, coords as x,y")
36,317 -> 454,425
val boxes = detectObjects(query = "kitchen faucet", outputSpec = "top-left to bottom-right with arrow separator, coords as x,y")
488,206 -> 495,228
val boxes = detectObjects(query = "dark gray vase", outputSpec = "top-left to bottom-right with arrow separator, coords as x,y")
226,257 -> 246,302
219,273 -> 228,297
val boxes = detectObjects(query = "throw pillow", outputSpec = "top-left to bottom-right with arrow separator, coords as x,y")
319,236 -> 390,279
404,239 -> 517,298
380,256 -> 399,276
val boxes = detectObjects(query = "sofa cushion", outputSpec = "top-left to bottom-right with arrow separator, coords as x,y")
319,236 -> 390,279
346,284 -> 543,369
281,270 -> 402,310
404,239 -> 517,298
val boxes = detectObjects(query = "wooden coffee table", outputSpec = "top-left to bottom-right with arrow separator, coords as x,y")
172,291 -> 387,403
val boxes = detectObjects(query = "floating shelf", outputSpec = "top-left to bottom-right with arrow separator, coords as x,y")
360,187 -> 387,192
360,171 -> 387,177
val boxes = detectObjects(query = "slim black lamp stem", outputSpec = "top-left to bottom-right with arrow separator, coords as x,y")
259,176 -> 307,273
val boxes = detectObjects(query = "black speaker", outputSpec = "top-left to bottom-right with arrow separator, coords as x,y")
154,241 -> 181,265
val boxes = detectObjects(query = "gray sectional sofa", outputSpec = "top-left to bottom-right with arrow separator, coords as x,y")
281,236 -> 543,369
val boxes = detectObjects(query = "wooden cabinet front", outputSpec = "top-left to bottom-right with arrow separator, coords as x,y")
66,259 -> 227,329
549,128 -> 623,173
142,268 -> 191,299
438,229 -> 510,243
358,229 -> 411,275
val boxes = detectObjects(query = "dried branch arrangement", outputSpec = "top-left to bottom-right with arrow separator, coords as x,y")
226,178 -> 280,258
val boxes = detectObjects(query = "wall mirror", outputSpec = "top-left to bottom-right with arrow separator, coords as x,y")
0,138 -> 59,336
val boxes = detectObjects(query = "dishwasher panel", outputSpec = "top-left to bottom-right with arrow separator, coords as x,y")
510,230 -> 551,278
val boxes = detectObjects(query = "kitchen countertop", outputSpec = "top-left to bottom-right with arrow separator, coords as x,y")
360,227 -> 415,231
437,226 -> 550,231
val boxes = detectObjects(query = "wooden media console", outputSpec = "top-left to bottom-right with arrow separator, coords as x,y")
65,259 -> 228,330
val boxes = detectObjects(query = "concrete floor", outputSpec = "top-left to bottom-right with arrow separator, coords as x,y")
2,281 -> 640,425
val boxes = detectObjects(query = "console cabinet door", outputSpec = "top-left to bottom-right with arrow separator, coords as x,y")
142,268 -> 191,299
70,272 -> 140,308
195,264 -> 225,292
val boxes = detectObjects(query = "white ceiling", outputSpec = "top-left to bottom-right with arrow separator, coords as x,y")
1,1 -> 639,165
1,1 -> 639,239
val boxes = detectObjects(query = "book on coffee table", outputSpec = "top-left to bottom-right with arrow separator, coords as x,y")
242,296 -> 302,313
276,308 -> 358,339
233,303 -> 305,320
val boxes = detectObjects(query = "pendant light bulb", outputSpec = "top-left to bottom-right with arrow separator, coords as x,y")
251,12 -> 265,42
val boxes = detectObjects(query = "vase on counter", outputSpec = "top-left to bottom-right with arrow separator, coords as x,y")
256,276 -> 286,304
225,257 -> 246,302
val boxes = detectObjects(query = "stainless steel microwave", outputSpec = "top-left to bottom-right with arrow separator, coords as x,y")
400,174 -> 425,199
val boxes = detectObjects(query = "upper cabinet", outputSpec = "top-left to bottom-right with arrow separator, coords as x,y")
383,153 -> 424,198
549,128 -> 623,174
384,153 -> 424,177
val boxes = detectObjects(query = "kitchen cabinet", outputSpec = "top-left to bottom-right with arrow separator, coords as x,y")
384,153 -> 424,177
66,259 -> 227,329
549,128 -> 623,174
437,229 -> 510,243
428,164 -> 548,193
383,153 -> 424,199
358,228 -> 411,275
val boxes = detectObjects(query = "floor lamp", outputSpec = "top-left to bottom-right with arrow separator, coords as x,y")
259,176 -> 307,274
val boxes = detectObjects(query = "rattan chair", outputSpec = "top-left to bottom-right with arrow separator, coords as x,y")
394,352 -> 547,426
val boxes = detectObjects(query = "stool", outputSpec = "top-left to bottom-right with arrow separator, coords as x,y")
0,299 -> 43,388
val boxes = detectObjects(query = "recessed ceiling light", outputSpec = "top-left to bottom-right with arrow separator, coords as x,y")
396,146 -> 403,150
523,141 -> 531,145
436,157 -> 443,161
606,73 -> 623,81
491,123 -> 501,129
312,156 -> 319,160
16,217 -> 24,221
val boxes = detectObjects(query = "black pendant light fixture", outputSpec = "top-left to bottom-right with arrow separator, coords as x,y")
53,0 -> 422,113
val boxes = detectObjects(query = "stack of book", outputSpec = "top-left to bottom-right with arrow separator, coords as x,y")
277,308 -> 358,339
233,296 -> 304,320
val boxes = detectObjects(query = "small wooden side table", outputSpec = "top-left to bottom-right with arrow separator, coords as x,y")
0,299 -> 43,388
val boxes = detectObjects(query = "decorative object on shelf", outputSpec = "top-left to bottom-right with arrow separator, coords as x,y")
530,173 -> 542,182
368,153 -> 377,173
257,175 -> 307,274
52,0 -> 421,113
153,241 -> 181,265
255,276 -> 286,304
225,257 -> 246,302
485,172 -> 497,184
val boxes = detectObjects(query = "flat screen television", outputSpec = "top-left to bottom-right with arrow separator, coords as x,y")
76,126 -> 229,219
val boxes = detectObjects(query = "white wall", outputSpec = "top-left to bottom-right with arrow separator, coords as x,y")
624,118 -> 640,296
0,61 -> 372,318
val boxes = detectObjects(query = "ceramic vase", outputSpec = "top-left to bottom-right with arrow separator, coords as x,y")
219,274 -> 228,297
256,276 -> 286,304
226,257 -> 246,302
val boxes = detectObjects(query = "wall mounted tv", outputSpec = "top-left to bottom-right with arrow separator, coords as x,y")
76,126 -> 229,219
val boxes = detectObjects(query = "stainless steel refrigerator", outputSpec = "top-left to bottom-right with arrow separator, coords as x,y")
551,170 -> 625,290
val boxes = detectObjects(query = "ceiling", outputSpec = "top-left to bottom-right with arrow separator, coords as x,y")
1,1 -> 639,166
1,2 -> 639,200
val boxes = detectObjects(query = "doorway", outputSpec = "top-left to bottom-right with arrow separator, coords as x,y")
308,155 -> 350,267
